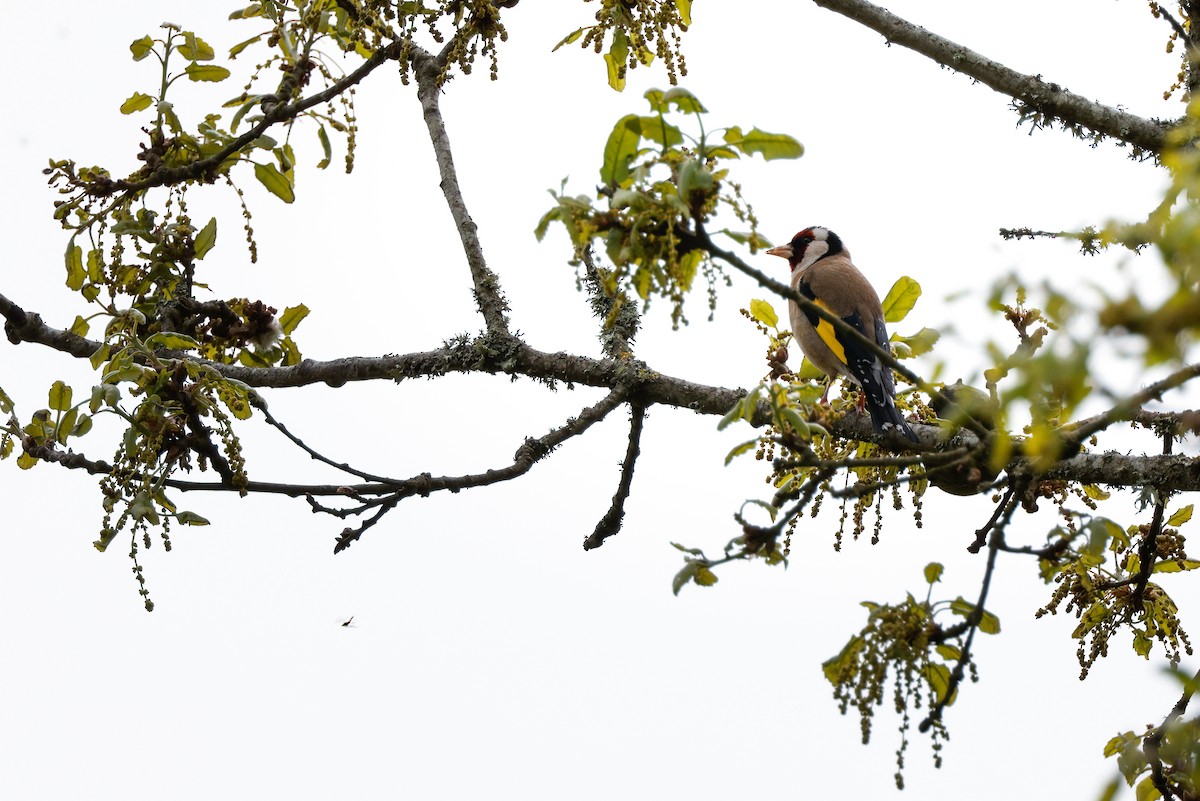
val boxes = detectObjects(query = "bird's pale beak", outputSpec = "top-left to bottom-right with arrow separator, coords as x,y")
766,244 -> 793,259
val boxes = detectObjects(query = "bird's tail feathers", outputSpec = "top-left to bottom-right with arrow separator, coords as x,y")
862,384 -> 918,442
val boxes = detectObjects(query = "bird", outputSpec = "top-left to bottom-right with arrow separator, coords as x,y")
766,226 -> 917,442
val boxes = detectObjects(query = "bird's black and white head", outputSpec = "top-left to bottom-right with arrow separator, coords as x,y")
766,226 -> 844,272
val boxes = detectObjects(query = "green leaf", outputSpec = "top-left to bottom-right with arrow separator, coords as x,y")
316,124 -> 332,169
279,304 -> 310,335
604,28 -> 629,91
600,114 -> 642,186
1167,504 -> 1194,527
93,527 -> 117,551
749,299 -> 778,329
0,387 -> 13,414
798,357 -> 824,381
694,565 -> 718,587
923,662 -> 955,705
671,562 -> 697,595
949,596 -> 1001,633
177,33 -> 215,61
778,407 -> 810,438
892,326 -> 936,357
128,491 -> 159,524
552,27 -> 585,52
881,276 -> 922,323
1153,559 -> 1200,573
1096,779 -> 1120,801
159,100 -> 184,133
176,510 -> 211,526
740,387 -> 762,423
145,332 -> 200,351
48,381 -> 73,412
229,97 -> 259,133
674,0 -> 692,26
130,35 -> 154,61
229,4 -> 264,20
194,217 -> 218,259
739,499 -> 779,523
184,63 -> 231,82
1072,602 -> 1110,639
676,157 -> 714,198
924,562 -> 944,584
1136,775 -> 1163,801
935,644 -> 961,661
69,315 -> 90,337
644,86 -> 707,114
279,337 -> 302,367
254,162 -> 295,203
65,244 -> 84,290
86,248 -> 103,282
1084,518 -> 1124,561
1083,484 -> 1111,501
120,92 -> 154,114
57,408 -> 78,444
635,115 -> 683,147
71,414 -> 92,438
718,397 -> 746,431
725,126 -> 803,160
229,34 -> 261,58
89,344 -> 111,371
1104,732 -> 1137,759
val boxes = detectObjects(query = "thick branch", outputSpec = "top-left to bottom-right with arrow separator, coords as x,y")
812,0 -> 1171,155
5,291 -> 1200,491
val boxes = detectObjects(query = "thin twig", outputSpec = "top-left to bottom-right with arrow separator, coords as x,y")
918,524 -> 1002,733
257,401 -> 400,484
330,385 -> 631,551
583,402 -> 646,550
106,39 -> 408,195
968,484 -> 1020,553
1133,433 -> 1174,605
1144,664 -> 1200,801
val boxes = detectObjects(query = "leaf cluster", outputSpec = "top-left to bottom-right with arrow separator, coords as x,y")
822,564 -> 998,789
536,88 -> 802,328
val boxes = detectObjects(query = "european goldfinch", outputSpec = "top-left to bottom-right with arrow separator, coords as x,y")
766,226 -> 917,441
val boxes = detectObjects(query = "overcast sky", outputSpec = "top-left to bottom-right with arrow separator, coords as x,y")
3,2 -> 1195,799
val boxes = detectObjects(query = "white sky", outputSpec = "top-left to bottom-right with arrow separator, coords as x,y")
2,2 -> 1195,799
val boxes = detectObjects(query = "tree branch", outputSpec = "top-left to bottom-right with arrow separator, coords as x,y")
412,47 -> 511,335
108,39 -> 409,194
919,524 -> 1001,733
6,288 -> 1200,491
332,384 -> 630,551
1144,664 -> 1200,801
583,402 -> 646,550
812,0 -> 1171,155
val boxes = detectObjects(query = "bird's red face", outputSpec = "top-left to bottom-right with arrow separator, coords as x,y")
767,227 -> 832,270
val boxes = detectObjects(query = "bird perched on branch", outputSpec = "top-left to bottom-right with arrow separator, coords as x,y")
766,226 -> 917,442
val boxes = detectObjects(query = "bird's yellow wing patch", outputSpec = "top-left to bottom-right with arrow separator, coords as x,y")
812,300 -> 848,366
